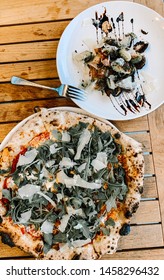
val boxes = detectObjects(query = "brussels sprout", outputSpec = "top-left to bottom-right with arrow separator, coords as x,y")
119,48 -> 131,62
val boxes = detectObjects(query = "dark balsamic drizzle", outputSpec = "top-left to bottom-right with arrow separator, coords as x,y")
116,12 -> 124,39
111,17 -> 118,42
141,29 -> 148,35
130,18 -> 134,33
92,8 -> 112,43
109,95 -> 127,116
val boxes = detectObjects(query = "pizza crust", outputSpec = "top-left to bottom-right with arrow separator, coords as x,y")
0,108 -> 144,259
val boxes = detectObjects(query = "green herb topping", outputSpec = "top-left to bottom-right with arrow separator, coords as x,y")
2,122 -> 128,252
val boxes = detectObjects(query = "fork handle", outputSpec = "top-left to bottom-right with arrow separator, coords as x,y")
11,76 -> 55,91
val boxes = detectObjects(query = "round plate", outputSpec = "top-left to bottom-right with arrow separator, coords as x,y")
0,107 -> 117,151
57,1 -> 164,120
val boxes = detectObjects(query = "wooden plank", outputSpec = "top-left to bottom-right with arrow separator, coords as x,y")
134,0 -> 164,16
101,248 -> 164,260
131,200 -> 161,224
127,132 -> 151,152
0,80 -> 61,102
0,99 -> 75,122
0,123 -> 19,143
0,41 -> 58,63
142,177 -> 157,199
144,154 -> 154,175
0,21 -> 69,44
118,224 -> 163,250
0,0 -> 133,26
0,238 -> 30,258
112,117 -> 149,132
0,60 -> 57,82
148,106 -> 164,236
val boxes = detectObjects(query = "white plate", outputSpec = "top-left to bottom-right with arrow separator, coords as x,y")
0,107 -> 116,150
57,1 -> 164,120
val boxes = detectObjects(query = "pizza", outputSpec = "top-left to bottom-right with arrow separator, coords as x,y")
0,108 -> 144,259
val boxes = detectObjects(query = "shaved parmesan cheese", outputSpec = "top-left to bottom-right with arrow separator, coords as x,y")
67,206 -> 84,217
91,159 -> 106,171
37,191 -> 56,208
71,238 -> 91,248
91,152 -> 107,171
18,184 -> 40,199
74,223 -> 83,229
56,193 -> 63,202
74,128 -> 91,160
59,157 -> 77,168
46,160 -> 56,168
45,180 -> 55,190
56,170 -> 102,189
58,206 -> 85,233
77,162 -> 86,172
56,170 -> 76,187
58,214 -> 70,232
105,196 -> 117,212
62,131 -> 71,142
40,220 -> 54,234
40,166 -> 50,180
17,149 -> 38,167
97,152 -> 108,164
75,175 -> 101,189
50,144 -> 62,154
19,209 -> 32,223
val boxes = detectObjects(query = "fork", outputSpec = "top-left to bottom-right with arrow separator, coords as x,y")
11,76 -> 87,101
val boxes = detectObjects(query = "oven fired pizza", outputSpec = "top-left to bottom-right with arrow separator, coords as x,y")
0,109 -> 144,259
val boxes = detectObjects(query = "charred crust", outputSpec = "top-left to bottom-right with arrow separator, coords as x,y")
50,120 -> 59,126
0,216 -> 3,224
114,132 -> 121,139
0,232 -> 15,247
119,223 -> 130,236
131,202 -> 139,214
72,253 -> 81,260
138,186 -> 143,194
125,210 -> 133,219
34,243 -> 43,253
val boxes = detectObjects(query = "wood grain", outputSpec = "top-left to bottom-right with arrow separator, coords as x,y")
0,21 -> 69,44
112,117 -> 149,132
0,81 -> 60,102
0,60 -> 57,82
0,0 -> 133,26
0,41 -> 58,63
134,0 -> 164,16
101,248 -> 164,260
148,106 -> 164,236
131,200 -> 161,224
0,99 -> 75,122
0,0 -> 163,260
118,224 -> 163,250
142,176 -> 157,198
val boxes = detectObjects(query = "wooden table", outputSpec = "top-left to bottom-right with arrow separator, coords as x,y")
0,0 -> 163,260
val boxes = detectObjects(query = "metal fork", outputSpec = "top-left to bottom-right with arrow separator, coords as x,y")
11,76 -> 87,101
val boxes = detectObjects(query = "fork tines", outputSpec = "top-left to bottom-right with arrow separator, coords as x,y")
67,85 -> 87,101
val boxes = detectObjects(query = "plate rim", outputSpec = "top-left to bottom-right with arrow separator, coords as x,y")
56,1 -> 164,121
